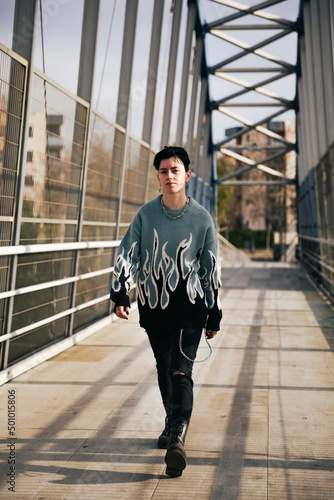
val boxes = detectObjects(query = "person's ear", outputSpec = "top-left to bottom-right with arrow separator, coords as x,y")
186,170 -> 192,182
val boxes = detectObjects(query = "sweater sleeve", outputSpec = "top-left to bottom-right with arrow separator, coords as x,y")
110,213 -> 141,310
200,223 -> 223,331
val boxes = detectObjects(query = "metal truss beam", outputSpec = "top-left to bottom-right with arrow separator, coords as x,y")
220,180 -> 295,186
210,29 -> 295,71
213,71 -> 294,107
205,0 -> 298,187
218,147 -> 294,183
223,103 -> 285,107
217,107 -> 294,146
212,23 -> 289,30
215,107 -> 289,148
195,1 -> 298,203
206,0 -> 296,30
217,67 -> 288,72
228,144 -> 287,151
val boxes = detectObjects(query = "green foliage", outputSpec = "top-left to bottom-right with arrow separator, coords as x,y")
223,229 -> 274,249
216,154 -> 234,228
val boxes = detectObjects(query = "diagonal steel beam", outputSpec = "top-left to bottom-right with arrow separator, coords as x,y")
210,29 -> 295,70
215,109 -> 290,148
218,147 -> 295,182
220,180 -> 295,185
214,107 -> 291,148
213,71 -> 293,106
223,103 -> 286,107
207,0 -> 296,29
218,67 -> 288,72
218,146 -> 295,179
213,23 -> 289,30
229,144 -> 287,151
217,107 -> 294,145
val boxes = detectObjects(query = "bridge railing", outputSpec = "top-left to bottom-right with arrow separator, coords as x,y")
0,41 -> 217,381
1,233 -> 238,381
217,233 -> 250,264
299,234 -> 334,301
0,241 -> 125,371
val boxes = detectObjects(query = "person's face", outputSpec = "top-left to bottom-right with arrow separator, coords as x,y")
157,157 -> 191,195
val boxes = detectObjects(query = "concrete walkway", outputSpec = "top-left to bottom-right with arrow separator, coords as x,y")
0,261 -> 333,499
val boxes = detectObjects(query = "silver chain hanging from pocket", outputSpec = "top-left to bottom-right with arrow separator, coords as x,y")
179,329 -> 213,363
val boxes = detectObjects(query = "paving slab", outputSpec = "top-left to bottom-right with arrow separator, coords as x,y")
0,261 -> 333,499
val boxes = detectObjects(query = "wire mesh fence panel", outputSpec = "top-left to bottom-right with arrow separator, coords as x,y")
0,45 -> 27,337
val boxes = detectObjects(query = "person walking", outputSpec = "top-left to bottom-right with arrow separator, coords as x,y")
110,146 -> 222,477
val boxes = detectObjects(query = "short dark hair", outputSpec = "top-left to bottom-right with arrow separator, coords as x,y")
153,146 -> 190,172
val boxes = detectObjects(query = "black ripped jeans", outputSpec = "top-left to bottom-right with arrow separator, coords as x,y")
146,327 -> 202,423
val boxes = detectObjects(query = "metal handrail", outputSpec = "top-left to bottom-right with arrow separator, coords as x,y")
299,234 -> 334,247
1,234 -> 240,345
0,240 -> 121,257
0,294 -> 110,344
0,266 -> 115,300
302,253 -> 334,288
0,240 -> 122,345
217,233 -> 250,262
299,233 -> 334,302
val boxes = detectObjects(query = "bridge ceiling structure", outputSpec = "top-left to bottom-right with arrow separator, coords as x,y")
199,0 -> 299,187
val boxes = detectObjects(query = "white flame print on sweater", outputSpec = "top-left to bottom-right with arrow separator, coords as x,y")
113,228 -> 219,311
137,229 -> 218,310
112,242 -> 139,293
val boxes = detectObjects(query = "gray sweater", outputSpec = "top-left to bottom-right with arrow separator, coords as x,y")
110,196 -> 222,332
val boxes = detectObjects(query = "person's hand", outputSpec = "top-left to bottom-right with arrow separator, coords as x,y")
115,306 -> 130,320
205,329 -> 217,339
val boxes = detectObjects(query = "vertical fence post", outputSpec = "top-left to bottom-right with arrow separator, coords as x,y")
116,0 -> 139,131
176,0 -> 197,146
115,131 -> 129,241
193,76 -> 208,177
142,0 -> 165,145
160,0 -> 183,148
186,34 -> 203,161
67,0 -> 100,337
2,0 -> 39,370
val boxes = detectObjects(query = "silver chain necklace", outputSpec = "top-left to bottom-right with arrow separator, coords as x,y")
160,195 -> 190,220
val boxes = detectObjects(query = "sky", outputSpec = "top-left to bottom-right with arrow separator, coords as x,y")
0,0 -> 301,148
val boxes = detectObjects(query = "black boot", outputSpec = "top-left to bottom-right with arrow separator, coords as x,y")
158,416 -> 171,449
165,420 -> 189,477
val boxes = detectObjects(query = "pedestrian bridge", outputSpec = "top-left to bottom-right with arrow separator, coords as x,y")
1,1 -> 334,496
1,257 -> 333,499
1,0 -> 333,386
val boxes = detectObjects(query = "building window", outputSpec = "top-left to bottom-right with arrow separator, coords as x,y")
27,151 -> 33,162
28,126 -> 34,137
25,175 -> 34,186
